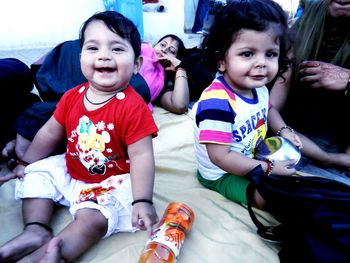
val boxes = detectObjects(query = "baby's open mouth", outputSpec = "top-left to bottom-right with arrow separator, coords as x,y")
96,67 -> 115,72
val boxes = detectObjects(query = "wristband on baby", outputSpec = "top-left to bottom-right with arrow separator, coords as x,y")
264,159 -> 275,176
131,199 -> 153,206
276,125 -> 294,136
16,159 -> 30,167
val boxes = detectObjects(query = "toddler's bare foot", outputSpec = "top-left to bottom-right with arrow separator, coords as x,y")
38,237 -> 64,263
1,139 -> 16,159
0,223 -> 53,262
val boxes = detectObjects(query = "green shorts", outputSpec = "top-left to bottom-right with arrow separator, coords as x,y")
197,171 -> 250,204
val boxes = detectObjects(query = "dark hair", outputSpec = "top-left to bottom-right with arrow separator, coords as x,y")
202,0 -> 292,77
79,11 -> 141,57
156,34 -> 186,60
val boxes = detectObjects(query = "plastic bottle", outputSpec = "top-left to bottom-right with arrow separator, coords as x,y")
138,202 -> 195,263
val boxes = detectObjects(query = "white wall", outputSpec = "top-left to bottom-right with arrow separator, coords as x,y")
143,0 -> 186,44
0,0 -> 105,50
0,0 -> 299,50
0,0 -> 189,50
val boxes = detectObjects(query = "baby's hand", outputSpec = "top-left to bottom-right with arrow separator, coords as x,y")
0,164 -> 25,186
271,159 -> 297,176
132,202 -> 158,235
280,128 -> 303,149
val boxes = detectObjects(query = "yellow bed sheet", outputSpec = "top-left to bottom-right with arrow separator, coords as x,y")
0,106 -> 280,263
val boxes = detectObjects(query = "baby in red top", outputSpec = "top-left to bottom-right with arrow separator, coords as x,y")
0,11 -> 159,262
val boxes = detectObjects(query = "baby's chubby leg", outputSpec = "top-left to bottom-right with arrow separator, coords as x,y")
55,208 -> 108,262
0,198 -> 54,262
20,208 -> 108,263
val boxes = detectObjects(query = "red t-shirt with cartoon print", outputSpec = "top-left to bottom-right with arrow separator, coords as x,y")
54,83 -> 158,183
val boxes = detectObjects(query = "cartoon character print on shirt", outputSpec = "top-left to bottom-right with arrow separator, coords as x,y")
251,118 -> 267,156
239,117 -> 267,157
74,115 -> 121,175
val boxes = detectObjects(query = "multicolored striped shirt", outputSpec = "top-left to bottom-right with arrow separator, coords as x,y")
194,76 -> 269,180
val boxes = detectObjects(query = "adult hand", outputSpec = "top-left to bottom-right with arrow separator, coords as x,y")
157,54 -> 181,72
299,61 -> 350,91
0,164 -> 25,186
132,202 -> 158,236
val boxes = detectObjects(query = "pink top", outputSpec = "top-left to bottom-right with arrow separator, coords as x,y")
139,43 -> 165,111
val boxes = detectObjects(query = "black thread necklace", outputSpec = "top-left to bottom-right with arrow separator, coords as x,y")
84,87 -> 125,105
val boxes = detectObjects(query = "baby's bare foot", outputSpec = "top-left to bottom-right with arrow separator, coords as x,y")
38,237 -> 64,263
0,223 -> 53,262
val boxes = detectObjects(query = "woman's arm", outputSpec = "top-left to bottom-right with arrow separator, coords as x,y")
159,67 -> 190,113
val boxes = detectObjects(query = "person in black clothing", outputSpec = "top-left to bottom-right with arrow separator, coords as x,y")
0,58 -> 40,152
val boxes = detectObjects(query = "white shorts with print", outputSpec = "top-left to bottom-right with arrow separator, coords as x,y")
15,154 -> 135,238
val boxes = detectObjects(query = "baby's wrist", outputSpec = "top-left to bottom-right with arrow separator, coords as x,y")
131,198 -> 153,206
276,125 -> 294,136
263,159 -> 275,176
16,159 -> 30,167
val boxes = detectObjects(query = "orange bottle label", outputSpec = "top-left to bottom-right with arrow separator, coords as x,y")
147,202 -> 194,259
